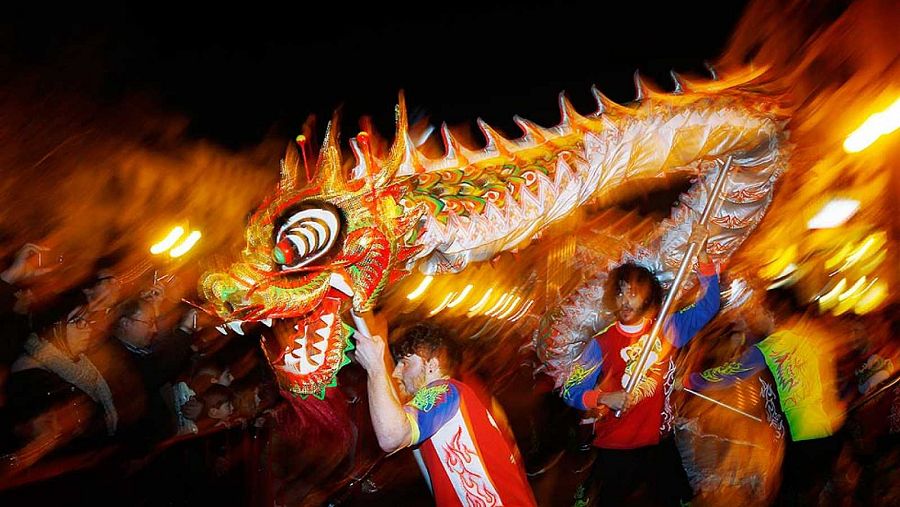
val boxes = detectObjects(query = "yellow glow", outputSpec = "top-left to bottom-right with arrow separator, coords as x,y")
497,296 -> 522,319
468,288 -> 493,314
854,279 -> 888,314
838,276 -> 867,301
483,293 -> 510,317
446,284 -> 473,308
150,226 -> 185,255
509,300 -> 534,322
841,232 -> 886,271
169,230 -> 202,258
858,249 -> 887,275
759,244 -> 798,280
407,276 -> 433,300
824,243 -> 853,270
428,292 -> 456,316
844,97 -> 900,153
817,277 -> 847,311
834,279 -> 871,316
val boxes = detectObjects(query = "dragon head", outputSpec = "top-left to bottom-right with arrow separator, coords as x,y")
200,99 -> 424,399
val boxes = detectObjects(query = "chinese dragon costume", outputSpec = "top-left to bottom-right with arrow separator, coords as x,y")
200,69 -> 788,400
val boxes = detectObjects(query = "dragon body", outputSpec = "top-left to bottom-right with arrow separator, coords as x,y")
201,73 -> 788,398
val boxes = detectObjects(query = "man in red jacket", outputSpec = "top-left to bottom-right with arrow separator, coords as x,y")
562,223 -> 719,505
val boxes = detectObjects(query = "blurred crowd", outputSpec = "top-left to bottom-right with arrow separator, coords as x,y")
0,241 -> 281,503
0,237 -> 896,507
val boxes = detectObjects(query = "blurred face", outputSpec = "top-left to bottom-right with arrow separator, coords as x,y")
64,309 -> 94,356
209,400 -> 235,420
392,353 -> 430,397
741,309 -> 775,339
116,306 -> 157,348
84,276 -> 121,312
615,279 -> 652,325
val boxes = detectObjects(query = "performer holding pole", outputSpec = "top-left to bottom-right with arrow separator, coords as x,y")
617,156 -> 733,416
560,158 -> 730,505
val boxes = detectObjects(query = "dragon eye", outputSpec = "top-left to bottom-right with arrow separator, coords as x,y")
273,205 -> 342,271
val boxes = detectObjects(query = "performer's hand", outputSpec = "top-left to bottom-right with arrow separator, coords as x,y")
354,331 -> 388,375
689,222 -> 711,265
599,390 -> 629,411
688,222 -> 710,246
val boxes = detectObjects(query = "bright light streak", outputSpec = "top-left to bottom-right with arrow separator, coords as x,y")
446,284 -> 473,308
509,300 -> 534,322
817,277 -> 847,311
483,293 -> 510,317
489,293 -> 517,318
169,230 -> 202,258
824,243 -> 853,270
407,276 -> 433,300
854,279 -> 888,314
844,97 -> 900,153
806,199 -> 860,229
838,276 -> 867,301
841,232 -> 886,271
468,288 -> 493,314
429,292 -> 456,316
497,296 -> 522,319
150,226 -> 185,255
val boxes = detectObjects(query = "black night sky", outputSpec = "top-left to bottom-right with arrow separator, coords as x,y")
2,2 -> 749,151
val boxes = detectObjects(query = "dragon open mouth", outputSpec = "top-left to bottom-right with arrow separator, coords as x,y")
215,273 -> 356,400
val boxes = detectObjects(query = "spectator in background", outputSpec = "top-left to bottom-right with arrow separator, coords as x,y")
89,296 -> 199,443
0,244 -> 61,370
2,305 -> 118,469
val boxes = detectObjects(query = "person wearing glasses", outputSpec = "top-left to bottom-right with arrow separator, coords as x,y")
3,304 -> 119,469
94,297 -> 200,442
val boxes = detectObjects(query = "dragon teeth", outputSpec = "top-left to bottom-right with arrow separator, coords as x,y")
320,313 -> 335,327
328,272 -> 353,296
215,325 -> 228,335
314,326 -> 330,340
226,321 -> 245,336
260,318 -> 273,327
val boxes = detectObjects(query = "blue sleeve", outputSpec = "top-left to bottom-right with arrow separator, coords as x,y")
561,338 -> 604,410
663,269 -> 720,348
686,346 -> 766,391
404,381 -> 459,446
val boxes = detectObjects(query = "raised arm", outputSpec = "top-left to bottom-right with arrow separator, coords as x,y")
354,331 -> 412,453
663,262 -> 720,348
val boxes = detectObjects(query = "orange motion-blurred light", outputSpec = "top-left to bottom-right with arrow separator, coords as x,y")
844,97 -> 900,153
150,226 -> 185,255
169,230 -> 202,258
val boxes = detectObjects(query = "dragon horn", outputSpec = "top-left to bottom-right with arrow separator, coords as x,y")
316,109 -> 347,195
376,91 -> 410,186
279,140 -> 300,191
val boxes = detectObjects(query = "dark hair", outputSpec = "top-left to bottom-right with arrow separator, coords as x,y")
202,383 -> 235,412
391,323 -> 461,375
604,262 -> 664,313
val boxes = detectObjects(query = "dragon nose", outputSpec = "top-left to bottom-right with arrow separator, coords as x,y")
272,243 -> 296,266
273,246 -> 287,265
